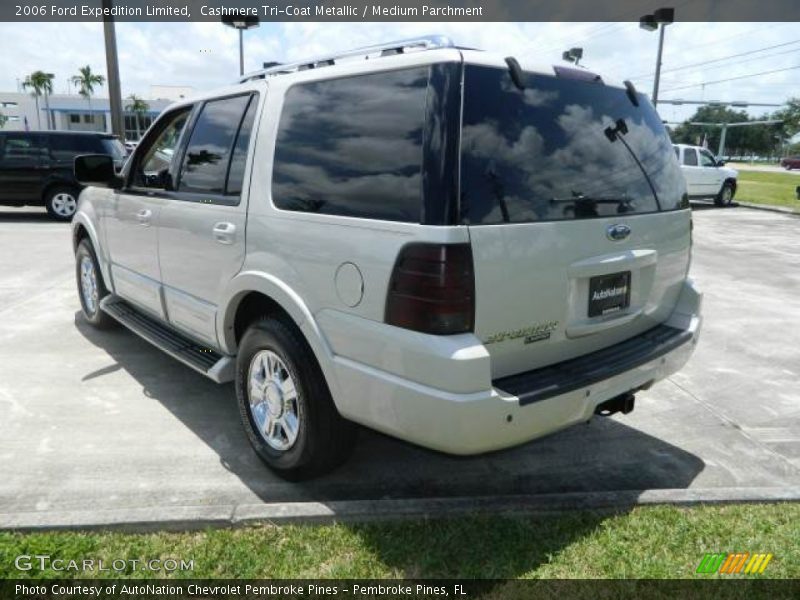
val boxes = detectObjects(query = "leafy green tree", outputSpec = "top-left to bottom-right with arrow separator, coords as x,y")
671,104 -> 783,157
773,98 -> 800,137
22,70 -> 55,130
124,94 -> 150,140
71,65 -> 105,117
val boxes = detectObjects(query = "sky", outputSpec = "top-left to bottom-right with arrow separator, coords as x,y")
1,20 -> 798,122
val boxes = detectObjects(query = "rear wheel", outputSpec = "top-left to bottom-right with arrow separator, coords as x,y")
714,182 -> 734,207
235,316 -> 357,480
75,239 -> 114,329
45,186 -> 80,221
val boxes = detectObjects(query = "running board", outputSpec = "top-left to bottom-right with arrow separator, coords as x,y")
100,296 -> 235,383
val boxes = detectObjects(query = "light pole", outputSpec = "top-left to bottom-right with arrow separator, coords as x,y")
640,7 -> 675,108
561,47 -> 583,67
222,15 -> 260,76
102,0 -> 125,140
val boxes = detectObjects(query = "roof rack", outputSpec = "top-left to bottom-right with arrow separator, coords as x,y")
238,35 -> 454,83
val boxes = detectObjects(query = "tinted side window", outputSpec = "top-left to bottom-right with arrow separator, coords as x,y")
50,135 -> 102,161
1,134 -> 48,162
683,148 -> 698,166
272,68 -> 429,222
133,107 -> 191,189
226,95 -> 258,196
699,149 -> 716,167
178,94 -> 251,195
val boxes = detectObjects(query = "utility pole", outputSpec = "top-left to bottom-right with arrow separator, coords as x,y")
652,24 -> 666,107
222,15 -> 260,77
102,0 -> 125,140
640,8 -> 675,109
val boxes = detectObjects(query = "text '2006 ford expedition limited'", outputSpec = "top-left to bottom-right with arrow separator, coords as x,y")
72,37 -> 702,479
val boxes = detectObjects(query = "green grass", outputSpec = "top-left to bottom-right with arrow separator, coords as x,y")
734,170 -> 800,212
1,503 -> 798,579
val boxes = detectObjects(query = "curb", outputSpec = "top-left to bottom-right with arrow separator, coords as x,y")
2,487 -> 800,532
735,201 -> 799,216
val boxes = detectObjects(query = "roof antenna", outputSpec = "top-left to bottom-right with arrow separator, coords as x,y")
623,80 -> 640,107
505,57 -> 525,91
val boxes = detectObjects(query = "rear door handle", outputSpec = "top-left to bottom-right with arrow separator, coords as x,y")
213,222 -> 236,245
136,208 -> 152,226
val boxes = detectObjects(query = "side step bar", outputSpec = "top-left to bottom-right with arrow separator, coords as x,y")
100,296 -> 235,383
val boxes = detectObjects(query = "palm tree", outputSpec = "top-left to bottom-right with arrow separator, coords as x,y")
124,94 -> 150,140
22,71 -> 55,130
71,65 -> 105,127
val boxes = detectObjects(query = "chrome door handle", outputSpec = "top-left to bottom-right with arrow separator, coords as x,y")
213,222 -> 236,244
136,208 -> 152,226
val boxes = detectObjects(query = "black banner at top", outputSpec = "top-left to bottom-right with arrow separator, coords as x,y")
3,0 -> 800,22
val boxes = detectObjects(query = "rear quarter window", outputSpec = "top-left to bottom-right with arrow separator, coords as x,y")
460,65 -> 686,224
49,135 -> 104,161
178,94 -> 253,195
271,68 -> 429,222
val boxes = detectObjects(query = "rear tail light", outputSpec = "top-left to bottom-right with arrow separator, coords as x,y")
385,243 -> 475,335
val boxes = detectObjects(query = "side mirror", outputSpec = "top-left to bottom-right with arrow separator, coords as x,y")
74,154 -> 123,189
716,159 -> 726,167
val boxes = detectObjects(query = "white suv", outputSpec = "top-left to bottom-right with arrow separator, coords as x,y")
674,143 -> 738,207
71,37 -> 702,478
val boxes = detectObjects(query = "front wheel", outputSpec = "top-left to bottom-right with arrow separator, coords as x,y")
235,316 -> 357,480
45,186 -> 80,221
75,239 -> 114,329
715,182 -> 735,207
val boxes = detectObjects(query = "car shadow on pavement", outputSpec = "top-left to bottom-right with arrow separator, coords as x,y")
0,208 -> 52,222
73,312 -> 704,505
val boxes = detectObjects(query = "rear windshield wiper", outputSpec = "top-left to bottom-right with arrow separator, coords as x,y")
604,118 -> 661,210
551,193 -> 635,214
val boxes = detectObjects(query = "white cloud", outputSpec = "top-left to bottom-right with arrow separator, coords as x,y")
0,20 -> 796,121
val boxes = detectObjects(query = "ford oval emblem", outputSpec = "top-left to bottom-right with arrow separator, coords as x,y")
607,224 -> 631,241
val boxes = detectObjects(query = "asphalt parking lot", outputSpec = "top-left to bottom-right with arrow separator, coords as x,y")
1,205 -> 799,529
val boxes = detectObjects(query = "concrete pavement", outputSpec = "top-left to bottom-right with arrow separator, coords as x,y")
0,205 -> 798,529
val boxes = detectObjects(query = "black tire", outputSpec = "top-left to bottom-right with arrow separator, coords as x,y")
235,316 -> 357,480
44,185 -> 80,221
75,239 -> 115,329
714,182 -> 735,207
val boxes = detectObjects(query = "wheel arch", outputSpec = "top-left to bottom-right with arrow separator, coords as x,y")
41,178 -> 81,204
71,212 -> 112,289
220,274 -> 342,403
218,273 -> 339,398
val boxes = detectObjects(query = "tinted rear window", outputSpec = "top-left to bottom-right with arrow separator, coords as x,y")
50,135 -> 111,163
460,65 -> 686,224
272,68 -> 429,222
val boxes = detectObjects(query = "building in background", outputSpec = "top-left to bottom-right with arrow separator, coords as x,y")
0,86 -> 188,140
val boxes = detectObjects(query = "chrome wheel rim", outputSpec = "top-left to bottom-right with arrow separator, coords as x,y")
52,192 -> 77,217
248,350 -> 300,451
79,256 -> 98,315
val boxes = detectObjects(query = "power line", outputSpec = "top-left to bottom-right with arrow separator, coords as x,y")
629,39 -> 800,80
670,22 -> 791,55
660,65 -> 800,94
601,21 -> 793,80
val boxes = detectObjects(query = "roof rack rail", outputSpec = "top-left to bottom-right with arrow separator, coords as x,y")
238,35 -> 454,83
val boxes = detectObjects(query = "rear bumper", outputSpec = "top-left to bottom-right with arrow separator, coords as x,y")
324,279 -> 702,455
